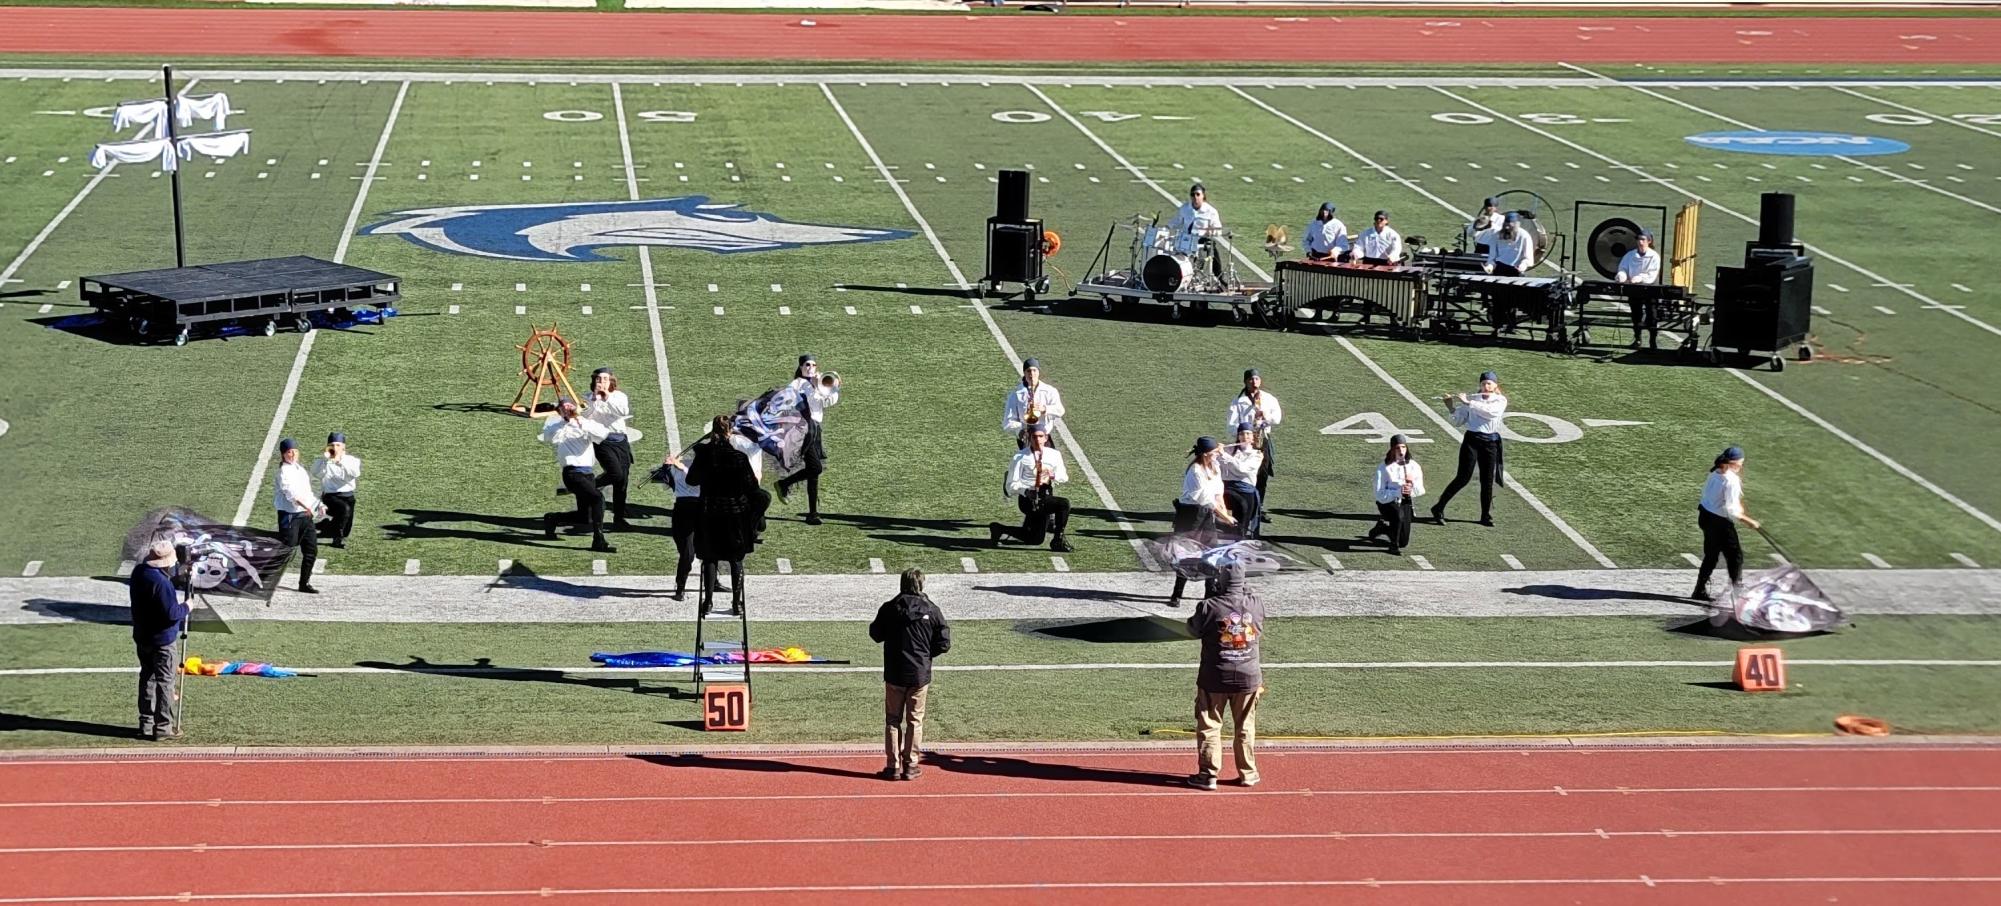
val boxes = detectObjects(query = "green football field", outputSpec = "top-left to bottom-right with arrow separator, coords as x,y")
3,67 -> 1999,577
4,65 -> 2001,747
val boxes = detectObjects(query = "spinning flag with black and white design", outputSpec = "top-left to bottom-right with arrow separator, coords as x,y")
1707,565 -> 1846,634
123,507 -> 296,607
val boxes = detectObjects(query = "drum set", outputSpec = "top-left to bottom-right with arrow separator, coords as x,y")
1073,215 -> 1266,321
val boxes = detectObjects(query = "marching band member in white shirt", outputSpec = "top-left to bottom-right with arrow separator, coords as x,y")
1225,368 -> 1282,523
541,398 -> 615,554
1431,370 -> 1507,528
1219,423 -> 1265,539
777,353 -> 840,526
1616,230 -> 1662,285
273,438 -> 325,594
1482,212 -> 1537,278
584,367 -> 641,531
1302,202 -> 1350,261
990,424 -> 1073,553
1169,435 -> 1238,607
1368,434 -> 1425,557
1356,210 -> 1404,264
659,443 -> 703,602
1168,183 -> 1226,277
1694,446 -> 1760,601
1002,357 -> 1066,447
311,431 -> 361,549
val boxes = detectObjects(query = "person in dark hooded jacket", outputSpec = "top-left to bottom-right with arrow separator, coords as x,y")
1186,561 -> 1265,790
869,568 -> 952,781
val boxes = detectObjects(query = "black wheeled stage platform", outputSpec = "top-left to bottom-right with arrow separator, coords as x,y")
80,255 -> 401,346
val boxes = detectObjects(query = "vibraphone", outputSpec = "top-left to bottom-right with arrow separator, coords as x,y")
1430,272 -> 1573,350
1571,281 -> 1705,352
1270,260 -> 1429,329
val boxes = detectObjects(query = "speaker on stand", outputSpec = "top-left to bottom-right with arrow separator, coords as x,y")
1708,192 -> 1814,372
982,169 -> 1051,301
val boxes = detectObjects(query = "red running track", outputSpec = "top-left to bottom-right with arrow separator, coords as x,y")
2,743 -> 2000,904
1,8 -> 1999,64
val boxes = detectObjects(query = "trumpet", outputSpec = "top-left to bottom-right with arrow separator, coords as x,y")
819,370 -> 841,388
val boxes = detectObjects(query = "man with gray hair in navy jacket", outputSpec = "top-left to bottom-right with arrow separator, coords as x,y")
129,540 -> 188,740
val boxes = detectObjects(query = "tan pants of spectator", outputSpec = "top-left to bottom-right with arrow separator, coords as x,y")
884,683 -> 929,773
1195,688 -> 1261,782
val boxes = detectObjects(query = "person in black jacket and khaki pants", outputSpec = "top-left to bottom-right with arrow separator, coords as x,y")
129,541 -> 188,741
869,568 -> 952,781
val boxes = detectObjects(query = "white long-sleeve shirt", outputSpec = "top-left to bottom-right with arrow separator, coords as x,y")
311,453 -> 362,495
731,432 -> 765,483
584,390 -> 641,441
1179,462 -> 1226,510
1617,247 -> 1662,285
1701,470 -> 1744,520
1168,201 -> 1224,248
1226,390 -> 1283,436
1303,217 -> 1350,258
1449,392 -> 1508,436
1003,382 -> 1067,437
1375,460 -> 1427,504
1219,444 -> 1264,484
541,416 -> 609,469
664,453 -> 699,498
274,461 -> 321,515
1484,228 -> 1537,272
789,377 -> 840,424
1006,445 -> 1069,499
1356,226 -> 1404,263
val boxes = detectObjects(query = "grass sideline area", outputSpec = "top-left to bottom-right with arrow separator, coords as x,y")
3,615 -> 1998,748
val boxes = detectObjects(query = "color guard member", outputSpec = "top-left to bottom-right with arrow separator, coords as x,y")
1431,371 -> 1507,528
659,446 -> 703,601
540,398 -> 615,554
689,415 -> 762,617
1694,446 -> 1760,601
1368,434 -> 1424,556
1002,357 -> 1066,447
990,423 -> 1073,553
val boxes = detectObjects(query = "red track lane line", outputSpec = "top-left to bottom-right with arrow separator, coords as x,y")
7,790 -> 2000,849
9,836 -> 2001,901
0,9 -> 1997,64
8,747 -> 2000,802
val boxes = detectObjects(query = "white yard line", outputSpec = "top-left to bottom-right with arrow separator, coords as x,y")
1831,85 -> 2001,141
612,82 -> 681,453
1431,86 -> 2001,538
1180,87 -> 1613,566
820,83 -> 1156,570
231,80 -> 408,527
1560,64 -> 2001,216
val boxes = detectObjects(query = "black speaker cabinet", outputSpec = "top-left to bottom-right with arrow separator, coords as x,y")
996,170 -> 1031,224
1711,257 -> 1814,355
986,218 -> 1043,285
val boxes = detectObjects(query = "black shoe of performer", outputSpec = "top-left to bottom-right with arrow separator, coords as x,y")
1051,535 -> 1073,553
776,481 -> 792,502
297,584 -> 319,595
1477,516 -> 1495,528
878,766 -> 900,781
612,519 -> 636,532
591,539 -> 617,554
1388,546 -> 1401,557
1260,510 -> 1273,523
1429,505 -> 1446,525
556,485 -> 570,496
543,513 -> 559,540
1692,586 -> 1713,602
804,514 -> 823,526
989,522 -> 1006,546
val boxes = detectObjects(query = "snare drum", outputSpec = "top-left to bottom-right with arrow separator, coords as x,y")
1143,253 -> 1197,293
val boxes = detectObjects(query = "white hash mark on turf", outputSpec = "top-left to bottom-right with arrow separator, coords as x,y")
961,557 -> 979,573
869,558 -> 885,574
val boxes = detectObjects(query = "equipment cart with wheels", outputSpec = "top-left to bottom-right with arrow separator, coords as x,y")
80,256 -> 401,346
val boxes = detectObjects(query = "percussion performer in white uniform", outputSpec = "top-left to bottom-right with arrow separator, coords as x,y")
1482,213 -> 1537,278
1368,434 -> 1425,556
1356,210 -> 1404,265
1302,202 -> 1349,261
1472,197 -> 1506,237
990,424 -> 1073,553
1616,230 -> 1661,285
1225,368 -> 1282,522
1002,357 -> 1066,447
1168,183 -> 1225,277
1431,371 -> 1507,528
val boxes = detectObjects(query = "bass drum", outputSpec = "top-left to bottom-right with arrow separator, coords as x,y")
1143,253 -> 1196,293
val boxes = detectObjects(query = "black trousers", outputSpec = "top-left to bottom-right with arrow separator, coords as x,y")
550,467 -> 606,539
1629,294 -> 1661,348
1696,506 -> 1744,591
136,641 -> 178,736
1169,501 -> 1222,602
1255,435 -> 1275,502
1223,480 -> 1261,539
278,510 -> 318,587
1373,498 -> 1414,550
671,496 -> 702,592
593,437 -> 634,523
1006,490 -> 1070,545
321,491 -> 356,543
1435,433 -> 1501,522
779,421 -> 825,516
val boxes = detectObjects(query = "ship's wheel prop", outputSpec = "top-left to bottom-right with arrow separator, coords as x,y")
509,325 -> 583,416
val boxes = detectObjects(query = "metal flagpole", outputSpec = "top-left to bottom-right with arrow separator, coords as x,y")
162,64 -> 187,269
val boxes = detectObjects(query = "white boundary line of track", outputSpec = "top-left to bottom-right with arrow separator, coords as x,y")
1427,85 -> 2001,538
611,82 -> 681,453
231,81 -> 410,527
4,69 -> 2001,87
818,83 -> 1158,570
1025,82 -> 1617,569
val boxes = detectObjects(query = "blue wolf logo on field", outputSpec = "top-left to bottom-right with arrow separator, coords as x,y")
361,197 -> 913,262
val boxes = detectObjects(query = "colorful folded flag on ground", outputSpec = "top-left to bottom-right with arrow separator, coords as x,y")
589,647 -> 827,668
180,656 -> 297,678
